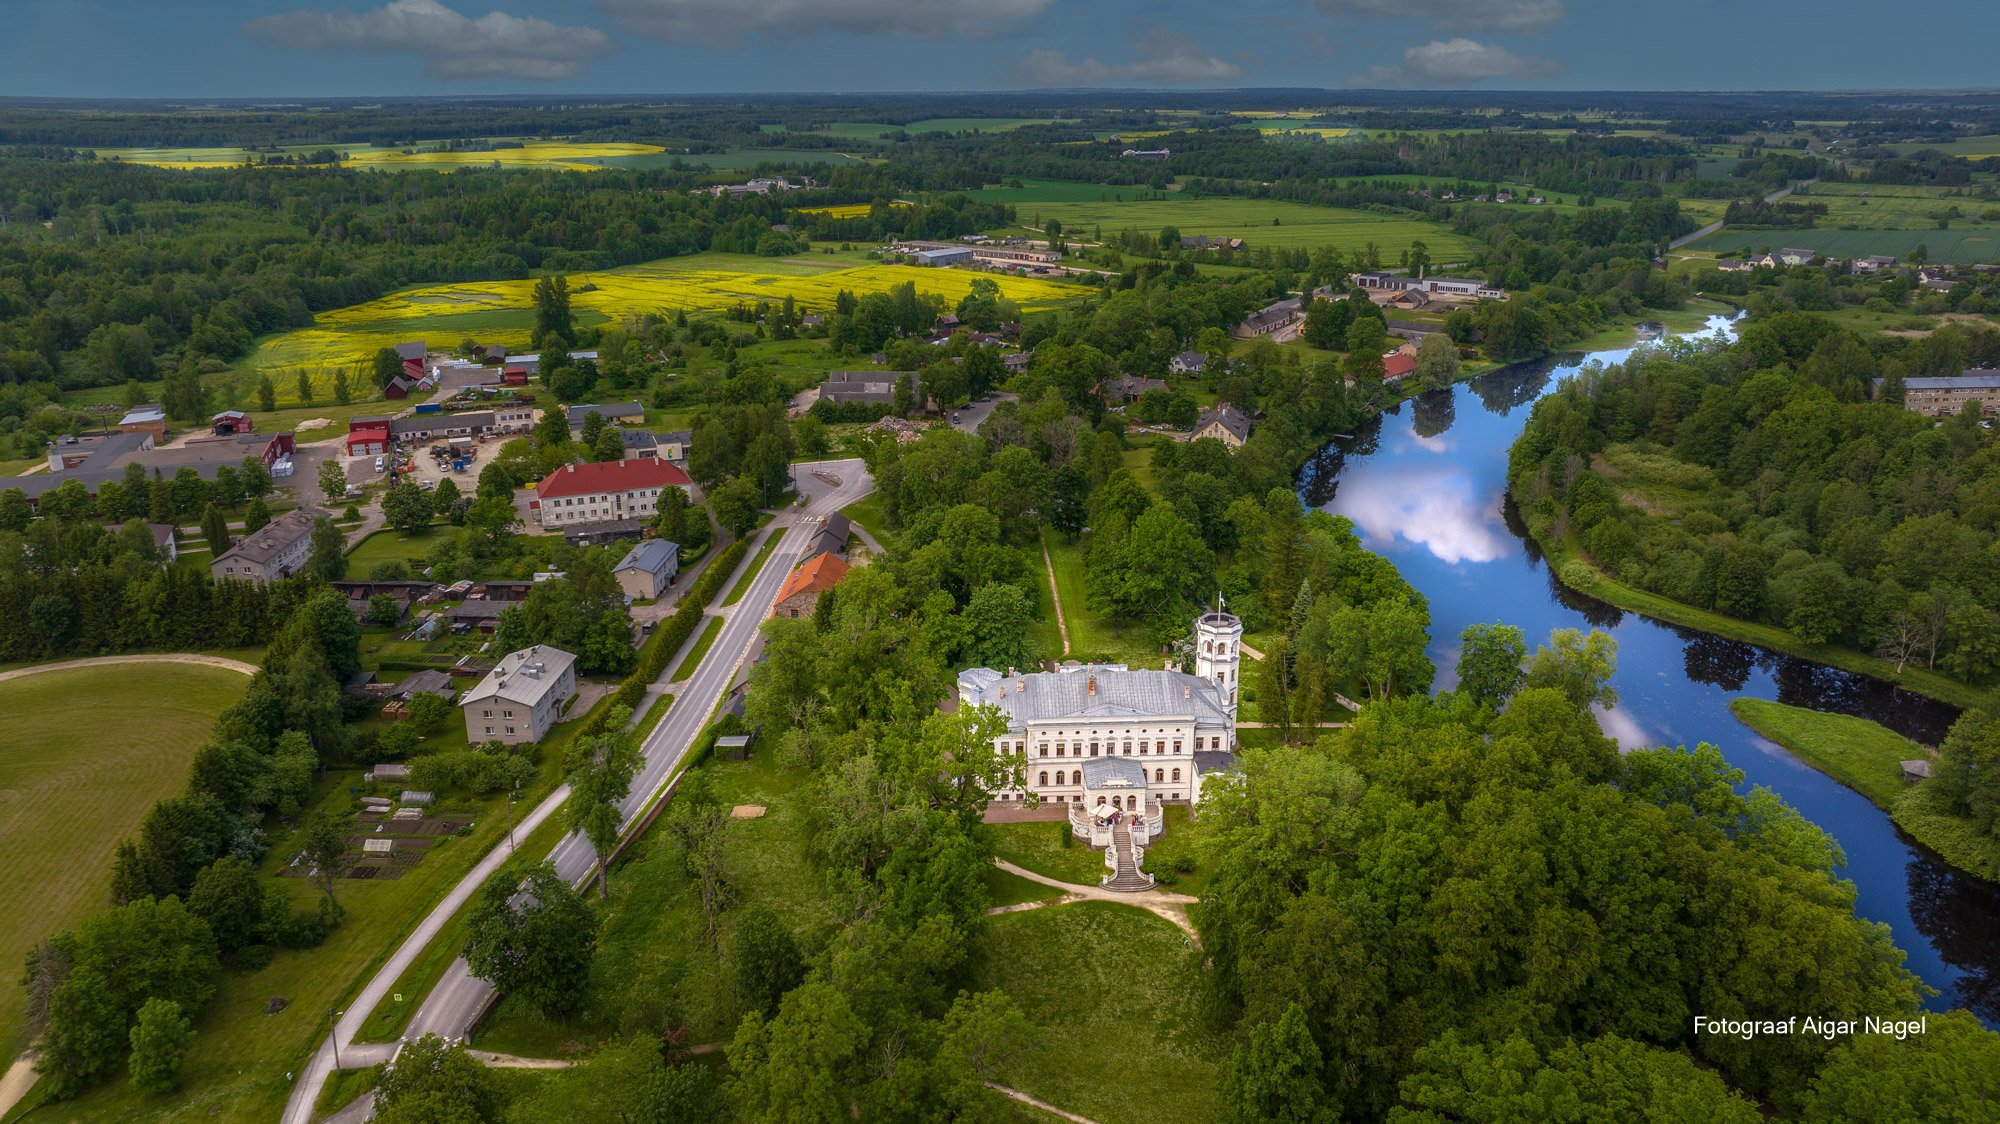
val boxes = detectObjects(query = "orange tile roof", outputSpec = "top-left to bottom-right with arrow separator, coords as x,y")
1383,353 -> 1418,380
773,551 -> 849,610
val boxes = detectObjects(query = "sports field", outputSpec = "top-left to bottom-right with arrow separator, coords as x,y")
964,179 -> 1475,257
0,662 -> 249,1057
241,251 -> 1086,378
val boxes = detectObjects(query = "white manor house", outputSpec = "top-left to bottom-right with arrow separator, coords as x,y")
955,610 -> 1244,890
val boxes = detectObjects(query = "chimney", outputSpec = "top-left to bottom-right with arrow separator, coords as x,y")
1006,667 -> 1017,678
1087,675 -> 1097,696
1183,686 -> 1191,699
565,464 -> 574,473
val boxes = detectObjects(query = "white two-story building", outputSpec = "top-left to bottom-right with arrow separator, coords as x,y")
955,610 -> 1244,853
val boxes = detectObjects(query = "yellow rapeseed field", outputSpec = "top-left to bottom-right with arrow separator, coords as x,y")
96,140 -> 665,173
243,256 -> 1086,377
792,202 -> 911,218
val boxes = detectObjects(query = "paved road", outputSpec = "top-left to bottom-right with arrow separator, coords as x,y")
282,458 -> 873,1124
948,391 -> 1013,435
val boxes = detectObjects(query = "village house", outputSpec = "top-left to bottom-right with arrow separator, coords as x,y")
460,645 -> 578,746
532,458 -> 694,530
118,404 -> 168,442
613,538 -> 680,601
107,523 -> 178,563
1715,259 -> 1751,272
1168,350 -> 1208,376
565,402 -> 647,436
1854,255 -> 1900,274
772,551 -> 849,618
24,430 -> 292,505
1121,148 -> 1170,159
211,507 -> 322,583
818,370 -> 914,407
390,411 -> 495,443
1382,353 -> 1419,381
806,512 -> 851,558
1233,297 -> 1304,339
1102,374 -> 1170,405
1193,403 -> 1252,447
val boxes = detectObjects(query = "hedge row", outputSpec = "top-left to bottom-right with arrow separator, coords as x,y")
577,537 -> 754,738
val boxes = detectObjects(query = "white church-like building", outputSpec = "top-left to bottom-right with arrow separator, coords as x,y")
955,610 -> 1244,887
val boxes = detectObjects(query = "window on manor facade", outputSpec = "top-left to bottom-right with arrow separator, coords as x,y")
1039,771 -> 1048,785
1172,768 -> 1181,781
1155,768 -> 1165,782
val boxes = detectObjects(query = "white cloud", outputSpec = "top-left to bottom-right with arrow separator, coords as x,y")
1013,30 -> 1243,87
246,0 -> 614,80
1315,0 -> 1566,34
598,0 -> 1056,44
1348,38 -> 1562,87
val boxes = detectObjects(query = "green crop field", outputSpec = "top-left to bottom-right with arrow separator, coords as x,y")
1692,226 -> 2000,266
236,251 -> 1087,381
1788,182 -> 2000,228
0,663 -> 250,1060
1690,182 -> 2000,265
1890,134 -> 2000,159
814,118 -> 1061,138
965,179 -> 1476,257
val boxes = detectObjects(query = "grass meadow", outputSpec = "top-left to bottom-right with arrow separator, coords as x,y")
12,692 -> 608,1123
962,179 -> 1476,257
1731,699 -> 2000,882
0,664 -> 250,1060
969,903 -> 1227,1124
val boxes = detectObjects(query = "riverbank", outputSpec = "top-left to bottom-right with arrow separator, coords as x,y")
1561,297 -> 1741,354
1531,529 -> 2000,714
1730,699 -> 2000,883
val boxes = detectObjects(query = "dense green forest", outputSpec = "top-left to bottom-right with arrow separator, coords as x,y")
1509,317 -> 2000,685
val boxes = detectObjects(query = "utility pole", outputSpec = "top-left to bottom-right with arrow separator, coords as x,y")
328,1007 -> 342,1069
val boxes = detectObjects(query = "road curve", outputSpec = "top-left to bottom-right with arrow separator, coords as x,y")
282,459 -> 873,1124
0,653 -> 259,685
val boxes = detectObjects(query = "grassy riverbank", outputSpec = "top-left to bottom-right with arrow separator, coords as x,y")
1535,530 -> 2000,713
1730,699 -> 2000,881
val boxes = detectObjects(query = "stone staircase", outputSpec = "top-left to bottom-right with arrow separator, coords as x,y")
1102,823 -> 1155,893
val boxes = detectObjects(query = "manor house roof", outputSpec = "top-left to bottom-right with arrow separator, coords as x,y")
957,664 -> 1231,728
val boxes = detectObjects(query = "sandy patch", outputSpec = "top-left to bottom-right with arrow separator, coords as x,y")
730,804 -> 766,819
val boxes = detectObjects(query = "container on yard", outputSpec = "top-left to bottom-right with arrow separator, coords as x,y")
414,402 -> 442,415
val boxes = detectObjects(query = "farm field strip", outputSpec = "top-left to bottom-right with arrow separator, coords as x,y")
1691,226 -> 2000,266
97,139 -> 671,172
240,255 -> 1084,376
962,181 -> 1475,255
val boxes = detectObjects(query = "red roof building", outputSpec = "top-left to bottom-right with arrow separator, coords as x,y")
1382,353 -> 1418,381
532,458 -> 693,530
772,551 -> 849,618
347,424 -> 391,456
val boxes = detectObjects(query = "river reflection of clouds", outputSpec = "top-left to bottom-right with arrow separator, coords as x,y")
1333,466 -> 1512,565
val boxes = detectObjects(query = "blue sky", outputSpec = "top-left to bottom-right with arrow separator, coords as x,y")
9,0 -> 1998,98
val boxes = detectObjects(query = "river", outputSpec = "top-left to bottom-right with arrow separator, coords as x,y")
1297,314 -> 2000,1024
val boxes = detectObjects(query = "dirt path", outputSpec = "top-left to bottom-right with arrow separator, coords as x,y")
468,1050 -> 576,1069
0,1054 -> 37,1120
985,1081 -> 1102,1124
0,652 -> 259,685
1041,542 -> 1070,657
992,859 -> 1200,942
